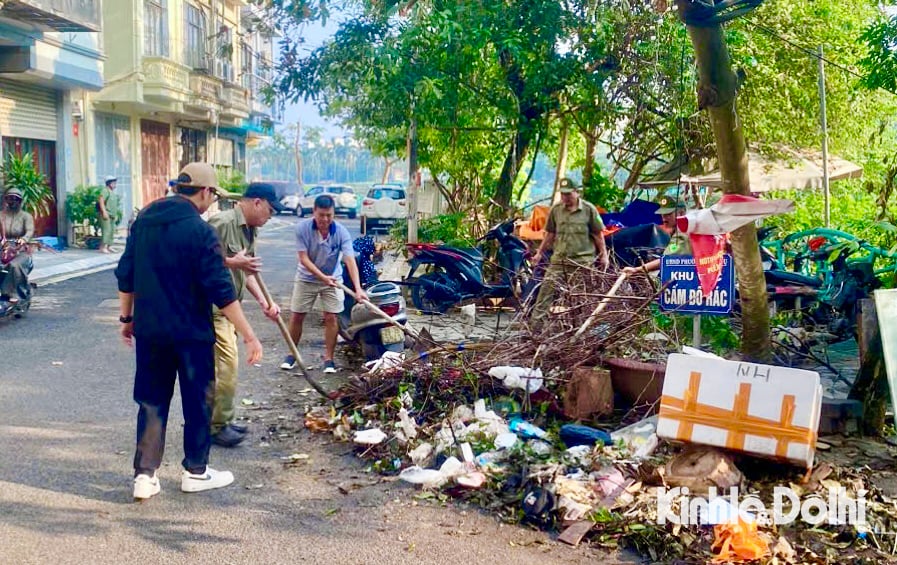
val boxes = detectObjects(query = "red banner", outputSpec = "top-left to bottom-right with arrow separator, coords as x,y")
688,233 -> 728,297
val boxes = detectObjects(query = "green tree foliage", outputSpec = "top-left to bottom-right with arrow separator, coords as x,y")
262,0 -> 897,235
264,0 -> 626,214
248,130 -> 386,184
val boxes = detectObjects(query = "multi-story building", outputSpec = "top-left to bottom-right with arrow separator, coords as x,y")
82,0 -> 278,224
0,0 -> 104,236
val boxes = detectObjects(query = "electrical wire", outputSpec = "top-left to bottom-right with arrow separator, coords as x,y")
743,18 -> 897,98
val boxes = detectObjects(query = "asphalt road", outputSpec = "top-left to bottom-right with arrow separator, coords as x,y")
0,215 -> 631,565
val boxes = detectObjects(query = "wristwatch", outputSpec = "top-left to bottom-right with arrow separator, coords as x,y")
119,315 -> 133,324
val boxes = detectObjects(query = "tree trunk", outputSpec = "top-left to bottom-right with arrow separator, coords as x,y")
677,1 -> 771,361
582,127 -> 597,190
552,120 -> 570,204
381,157 -> 397,183
849,299 -> 888,435
494,122 -> 536,211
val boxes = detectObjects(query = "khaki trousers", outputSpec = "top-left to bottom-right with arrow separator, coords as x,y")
531,260 -> 591,320
212,312 -> 238,433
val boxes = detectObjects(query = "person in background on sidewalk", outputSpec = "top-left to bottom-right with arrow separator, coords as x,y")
280,194 -> 367,374
98,175 -> 120,254
208,183 -> 284,447
115,162 -> 263,501
530,178 -> 609,320
0,187 -> 34,309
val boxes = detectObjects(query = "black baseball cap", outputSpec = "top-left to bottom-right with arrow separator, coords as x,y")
244,183 -> 286,212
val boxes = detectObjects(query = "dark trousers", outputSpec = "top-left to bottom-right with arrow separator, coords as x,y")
133,339 -> 215,476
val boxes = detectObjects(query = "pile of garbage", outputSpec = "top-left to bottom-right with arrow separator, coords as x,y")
302,350 -> 897,564
474,267 -> 668,372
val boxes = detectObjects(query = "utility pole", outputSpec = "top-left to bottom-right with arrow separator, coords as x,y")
407,116 -> 419,244
818,45 -> 830,228
675,0 -> 771,361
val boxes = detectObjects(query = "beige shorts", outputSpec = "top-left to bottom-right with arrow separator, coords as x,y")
290,279 -> 345,314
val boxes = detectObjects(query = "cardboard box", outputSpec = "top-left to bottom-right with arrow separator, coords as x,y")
657,354 -> 822,468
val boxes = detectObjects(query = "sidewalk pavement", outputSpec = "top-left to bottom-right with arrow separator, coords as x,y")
31,246 -> 121,286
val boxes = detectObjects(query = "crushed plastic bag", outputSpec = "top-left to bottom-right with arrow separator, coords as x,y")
353,428 -> 387,445
364,351 -> 405,373
395,408 -> 418,444
488,366 -> 544,393
409,442 -> 433,466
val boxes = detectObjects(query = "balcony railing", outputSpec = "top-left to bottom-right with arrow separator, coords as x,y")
143,57 -> 190,100
223,84 -> 250,116
3,0 -> 101,32
189,72 -> 223,102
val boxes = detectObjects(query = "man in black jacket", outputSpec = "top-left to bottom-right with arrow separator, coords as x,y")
115,162 -> 263,501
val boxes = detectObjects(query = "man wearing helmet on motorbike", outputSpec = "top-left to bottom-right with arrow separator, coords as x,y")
0,187 -> 34,310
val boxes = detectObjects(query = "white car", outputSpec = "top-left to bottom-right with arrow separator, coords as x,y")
284,184 -> 358,218
249,181 -> 301,215
361,184 -> 407,234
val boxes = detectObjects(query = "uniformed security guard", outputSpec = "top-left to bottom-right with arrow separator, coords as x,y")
208,183 -> 285,447
98,175 -> 121,254
531,177 -> 609,320
623,194 -> 690,275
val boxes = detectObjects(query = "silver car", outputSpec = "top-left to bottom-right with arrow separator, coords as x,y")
285,184 -> 358,218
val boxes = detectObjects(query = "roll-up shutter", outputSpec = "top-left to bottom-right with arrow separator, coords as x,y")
0,79 -> 58,141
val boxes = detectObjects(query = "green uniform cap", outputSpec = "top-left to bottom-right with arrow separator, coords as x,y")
656,194 -> 686,215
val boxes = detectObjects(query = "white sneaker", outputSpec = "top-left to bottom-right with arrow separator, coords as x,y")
180,467 -> 235,493
133,473 -> 161,501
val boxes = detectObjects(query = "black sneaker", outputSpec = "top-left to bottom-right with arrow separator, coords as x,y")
212,425 -> 246,448
280,355 -> 296,370
229,422 -> 249,434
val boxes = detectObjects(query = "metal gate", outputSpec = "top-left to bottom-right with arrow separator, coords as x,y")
95,113 -> 133,222
140,119 -> 170,205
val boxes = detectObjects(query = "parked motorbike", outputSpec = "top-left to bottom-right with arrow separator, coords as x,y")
0,238 -> 34,319
405,218 -> 530,314
338,236 -> 409,361
759,228 -> 882,337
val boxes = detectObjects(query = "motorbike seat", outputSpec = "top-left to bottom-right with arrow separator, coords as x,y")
764,269 -> 823,288
442,246 -> 483,261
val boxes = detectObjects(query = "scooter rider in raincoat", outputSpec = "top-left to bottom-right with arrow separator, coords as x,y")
0,187 -> 34,312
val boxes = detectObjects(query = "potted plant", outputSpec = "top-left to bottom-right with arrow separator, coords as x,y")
65,184 -> 121,249
2,152 -> 53,217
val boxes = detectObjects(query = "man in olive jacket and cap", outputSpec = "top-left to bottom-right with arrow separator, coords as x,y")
207,183 -> 285,447
530,178 -> 609,320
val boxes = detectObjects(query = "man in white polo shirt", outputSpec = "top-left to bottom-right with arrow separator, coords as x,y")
281,194 -> 368,373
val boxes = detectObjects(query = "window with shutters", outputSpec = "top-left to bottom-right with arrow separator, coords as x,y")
144,0 -> 169,57
184,3 -> 207,70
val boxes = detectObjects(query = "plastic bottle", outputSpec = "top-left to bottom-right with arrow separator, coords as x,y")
509,418 -> 548,439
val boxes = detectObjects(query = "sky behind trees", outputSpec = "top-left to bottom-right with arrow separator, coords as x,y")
280,18 -> 346,138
